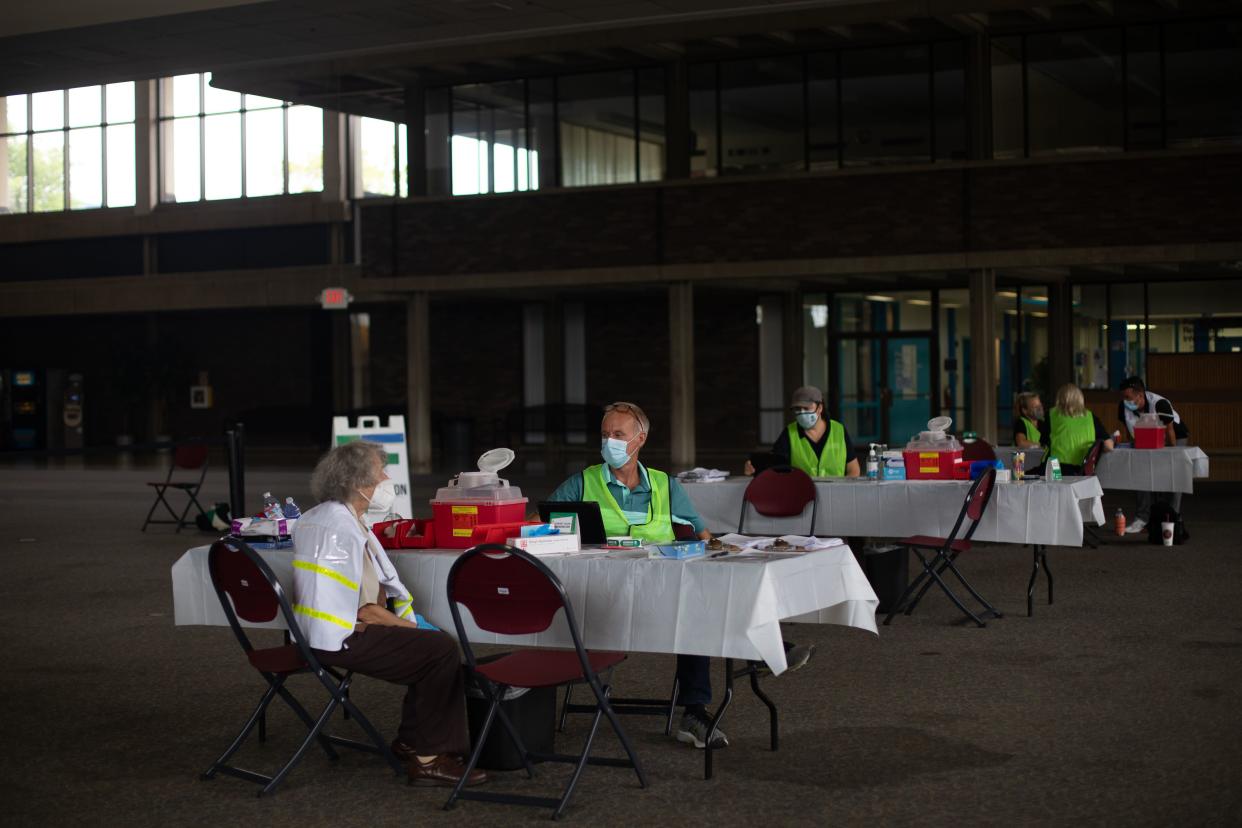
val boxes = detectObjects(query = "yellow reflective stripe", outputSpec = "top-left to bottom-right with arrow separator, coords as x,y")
293,604 -> 354,630
393,598 -> 414,619
292,560 -> 359,592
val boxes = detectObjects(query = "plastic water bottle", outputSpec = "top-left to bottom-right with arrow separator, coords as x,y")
283,497 -> 302,519
262,491 -> 285,520
866,445 -> 880,481
1114,508 -> 1126,536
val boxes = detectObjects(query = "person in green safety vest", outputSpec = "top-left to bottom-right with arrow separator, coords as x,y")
1045,383 -> 1113,475
547,401 -> 729,750
1012,391 -> 1050,450
748,386 -> 860,478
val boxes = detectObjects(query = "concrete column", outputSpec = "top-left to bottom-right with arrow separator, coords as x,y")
969,268 -> 998,442
1048,280 -> 1074,393
407,293 -> 433,474
330,312 -> 351,413
965,34 -> 993,160
321,110 -> 348,204
404,85 -> 427,197
782,289 -> 803,404
664,60 -> 690,180
668,282 -> 695,469
135,80 -> 157,214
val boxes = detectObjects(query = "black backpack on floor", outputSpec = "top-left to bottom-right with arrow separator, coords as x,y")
1147,501 -> 1189,545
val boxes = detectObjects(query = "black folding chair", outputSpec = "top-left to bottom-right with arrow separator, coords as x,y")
201,538 -> 403,796
884,468 -> 1001,628
142,443 -> 209,532
445,543 -> 647,819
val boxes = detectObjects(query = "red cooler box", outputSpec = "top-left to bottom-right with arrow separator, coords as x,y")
1134,427 -> 1164,449
902,449 -> 964,480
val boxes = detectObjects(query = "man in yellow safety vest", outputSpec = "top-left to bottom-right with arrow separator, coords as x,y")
770,386 -> 860,478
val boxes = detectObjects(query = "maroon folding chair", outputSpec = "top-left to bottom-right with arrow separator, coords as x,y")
1080,440 -> 1106,549
142,443 -> 209,532
445,544 -> 646,819
201,538 -> 402,796
962,437 -> 997,463
738,466 -> 818,535
883,468 -> 1000,628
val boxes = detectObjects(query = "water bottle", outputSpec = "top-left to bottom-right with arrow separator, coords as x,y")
1114,508 -> 1126,536
1013,451 -> 1025,481
262,491 -> 285,520
283,497 -> 302,519
866,445 -> 880,481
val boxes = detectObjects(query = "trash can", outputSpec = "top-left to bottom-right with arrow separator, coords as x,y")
464,683 -> 557,771
862,544 -> 909,614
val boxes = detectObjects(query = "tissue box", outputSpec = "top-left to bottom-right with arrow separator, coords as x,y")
648,540 -> 706,559
508,534 -> 581,555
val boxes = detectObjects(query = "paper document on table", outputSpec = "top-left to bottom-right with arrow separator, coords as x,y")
678,467 -> 731,482
713,534 -> 845,555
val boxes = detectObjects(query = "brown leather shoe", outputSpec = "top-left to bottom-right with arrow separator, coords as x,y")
391,739 -> 417,763
408,754 -> 488,788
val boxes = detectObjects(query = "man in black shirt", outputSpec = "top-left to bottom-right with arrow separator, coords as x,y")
1117,376 -> 1190,534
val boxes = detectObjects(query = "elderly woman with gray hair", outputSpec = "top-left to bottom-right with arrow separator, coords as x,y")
291,440 -> 486,788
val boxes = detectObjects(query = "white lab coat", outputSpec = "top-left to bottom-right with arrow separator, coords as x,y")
1123,390 -> 1181,435
290,500 -> 433,652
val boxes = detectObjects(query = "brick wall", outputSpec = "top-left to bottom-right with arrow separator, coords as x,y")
361,152 -> 1242,276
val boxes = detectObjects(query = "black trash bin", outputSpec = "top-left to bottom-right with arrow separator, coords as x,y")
862,544 -> 909,614
465,684 -> 557,771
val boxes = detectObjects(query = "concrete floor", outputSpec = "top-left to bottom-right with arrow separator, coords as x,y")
2,463 -> 1240,826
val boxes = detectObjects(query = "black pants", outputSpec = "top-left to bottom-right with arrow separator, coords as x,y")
676,655 -> 711,707
314,625 -> 469,756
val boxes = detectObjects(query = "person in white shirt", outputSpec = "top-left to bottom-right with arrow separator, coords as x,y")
1117,376 -> 1189,535
292,440 -> 485,788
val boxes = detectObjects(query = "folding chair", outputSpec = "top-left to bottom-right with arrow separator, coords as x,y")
883,468 -> 1000,628
962,437 -> 997,463
1081,440 -> 1106,549
201,538 -> 403,796
141,443 -> 209,532
445,543 -> 646,819
738,466 -> 817,535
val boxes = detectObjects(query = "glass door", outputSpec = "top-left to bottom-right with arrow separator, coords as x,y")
836,334 -> 932,447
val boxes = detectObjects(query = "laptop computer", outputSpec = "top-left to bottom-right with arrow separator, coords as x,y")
538,500 -> 608,544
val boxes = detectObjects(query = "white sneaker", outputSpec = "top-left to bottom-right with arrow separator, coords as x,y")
1125,518 -> 1147,535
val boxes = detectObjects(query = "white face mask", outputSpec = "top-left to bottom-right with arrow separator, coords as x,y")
360,478 -> 397,513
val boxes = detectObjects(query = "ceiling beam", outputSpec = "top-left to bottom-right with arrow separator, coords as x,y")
885,19 -> 911,34
709,36 -> 741,49
1027,6 -> 1053,21
823,25 -> 853,40
1086,0 -> 1115,15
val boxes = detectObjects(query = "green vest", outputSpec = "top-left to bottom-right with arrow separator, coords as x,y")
1048,409 -> 1095,467
580,463 -> 674,543
1020,416 -> 1042,446
787,420 -> 847,477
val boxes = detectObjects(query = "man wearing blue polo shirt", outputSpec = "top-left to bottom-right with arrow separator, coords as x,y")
546,401 -> 724,749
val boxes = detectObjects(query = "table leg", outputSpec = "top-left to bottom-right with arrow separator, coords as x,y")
704,658 -> 735,780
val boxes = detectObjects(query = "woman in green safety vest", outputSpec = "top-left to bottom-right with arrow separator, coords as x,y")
1046,383 -> 1113,474
758,386 -> 860,478
1012,391 -> 1050,450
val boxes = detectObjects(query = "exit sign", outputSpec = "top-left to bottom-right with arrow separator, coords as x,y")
319,287 -> 352,310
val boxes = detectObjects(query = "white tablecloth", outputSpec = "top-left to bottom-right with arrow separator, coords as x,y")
685,477 -> 1105,547
172,544 -> 879,675
992,446 -> 1209,494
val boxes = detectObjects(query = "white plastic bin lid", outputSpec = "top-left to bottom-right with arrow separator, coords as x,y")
927,416 -> 953,433
477,447 -> 515,473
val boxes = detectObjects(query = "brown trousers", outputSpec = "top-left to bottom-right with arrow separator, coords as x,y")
314,625 -> 470,756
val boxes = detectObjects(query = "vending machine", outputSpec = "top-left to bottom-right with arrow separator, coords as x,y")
3,369 -> 45,450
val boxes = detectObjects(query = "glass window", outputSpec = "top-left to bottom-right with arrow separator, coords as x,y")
1146,279 -> 1242,353
1073,284 -> 1109,389
841,44 -> 931,166
835,291 -> 933,332
1127,26 -> 1163,150
1027,29 -> 1124,156
938,288 -> 969,427
158,72 -> 323,202
689,63 -> 718,177
559,70 -> 637,187
1165,19 -> 1242,149
808,52 -> 840,170
803,292 -> 830,392
357,116 -> 399,197
991,37 -> 1024,159
720,56 -> 805,175
933,40 -> 967,161
2,83 -> 136,213
450,81 -> 531,196
1108,282 -> 1146,382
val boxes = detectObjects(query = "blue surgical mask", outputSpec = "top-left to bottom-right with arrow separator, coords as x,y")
795,410 -> 819,429
1123,400 -> 1139,412
601,437 -> 634,469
